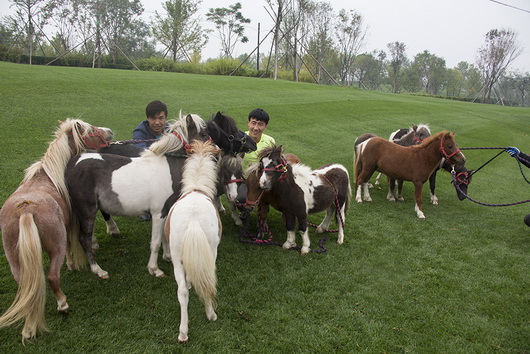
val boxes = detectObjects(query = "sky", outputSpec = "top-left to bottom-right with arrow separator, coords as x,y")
1,0 -> 529,72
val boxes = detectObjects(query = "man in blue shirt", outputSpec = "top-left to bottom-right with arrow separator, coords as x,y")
133,100 -> 168,149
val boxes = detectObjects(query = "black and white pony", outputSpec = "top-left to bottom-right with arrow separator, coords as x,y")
98,112 -> 254,230
164,140 -> 221,343
256,146 -> 351,254
66,113 -> 211,278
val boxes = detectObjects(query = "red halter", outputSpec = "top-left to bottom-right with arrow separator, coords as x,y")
82,127 -> 110,149
439,134 -> 461,161
261,158 -> 288,181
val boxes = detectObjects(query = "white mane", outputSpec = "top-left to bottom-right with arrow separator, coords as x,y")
144,112 -> 206,157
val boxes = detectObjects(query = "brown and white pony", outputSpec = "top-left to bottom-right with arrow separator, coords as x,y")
0,119 -> 113,342
244,153 -> 301,234
354,131 -> 465,218
254,146 -> 351,254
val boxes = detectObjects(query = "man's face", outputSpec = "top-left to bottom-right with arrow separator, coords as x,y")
147,111 -> 167,135
248,118 -> 267,142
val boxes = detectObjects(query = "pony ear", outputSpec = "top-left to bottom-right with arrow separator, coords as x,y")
412,124 -> 418,131
58,120 -> 63,125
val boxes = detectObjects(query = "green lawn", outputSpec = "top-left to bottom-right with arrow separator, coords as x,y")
0,61 -> 528,353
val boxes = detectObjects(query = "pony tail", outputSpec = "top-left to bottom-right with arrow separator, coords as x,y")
66,214 -> 87,270
0,213 -> 48,342
181,221 -> 217,308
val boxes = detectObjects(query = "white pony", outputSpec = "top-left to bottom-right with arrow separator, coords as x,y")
164,140 -> 221,343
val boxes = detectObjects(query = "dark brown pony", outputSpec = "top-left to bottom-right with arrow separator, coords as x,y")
0,119 -> 113,342
250,146 -> 350,254
244,153 -> 300,235
354,131 -> 465,218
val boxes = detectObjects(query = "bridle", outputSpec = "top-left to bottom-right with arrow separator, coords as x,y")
439,134 -> 462,161
261,157 -> 288,181
83,127 -> 110,149
210,121 -> 251,154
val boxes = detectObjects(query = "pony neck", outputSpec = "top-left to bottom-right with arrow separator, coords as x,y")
181,153 -> 218,199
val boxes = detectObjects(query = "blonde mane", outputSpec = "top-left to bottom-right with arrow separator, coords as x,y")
144,112 -> 206,157
180,140 -> 219,199
22,119 -> 98,206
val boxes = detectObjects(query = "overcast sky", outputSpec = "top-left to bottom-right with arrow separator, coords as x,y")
1,0 -> 529,72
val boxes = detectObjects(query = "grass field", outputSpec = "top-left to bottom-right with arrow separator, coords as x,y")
0,61 -> 528,353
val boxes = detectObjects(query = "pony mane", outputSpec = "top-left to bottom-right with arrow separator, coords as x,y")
181,140 -> 219,199
23,119 -> 97,205
144,112 -> 206,157
415,130 -> 449,148
259,145 -> 283,160
415,123 -> 431,135
220,151 -> 242,172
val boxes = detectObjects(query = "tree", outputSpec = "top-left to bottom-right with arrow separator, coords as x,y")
305,1 -> 336,84
409,50 -> 446,95
7,0 -> 54,64
151,0 -> 207,62
476,28 -> 523,103
335,8 -> 366,85
387,41 -> 407,93
353,51 -> 385,90
206,2 -> 250,58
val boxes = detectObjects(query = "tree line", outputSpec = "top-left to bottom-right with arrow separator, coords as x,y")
1,0 -> 528,106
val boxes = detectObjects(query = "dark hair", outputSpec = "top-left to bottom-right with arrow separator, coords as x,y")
248,108 -> 269,124
146,100 -> 168,118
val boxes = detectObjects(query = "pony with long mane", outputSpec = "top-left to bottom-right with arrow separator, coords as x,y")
254,146 -> 351,254
354,131 -> 466,218
164,140 -> 221,343
65,113 -> 209,279
0,119 -> 113,342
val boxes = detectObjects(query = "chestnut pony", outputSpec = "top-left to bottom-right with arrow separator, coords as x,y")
354,131 -> 465,218
0,119 -> 113,342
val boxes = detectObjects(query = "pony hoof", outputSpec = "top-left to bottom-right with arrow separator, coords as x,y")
178,336 -> 188,343
111,233 -> 123,239
282,242 -> 294,249
149,268 -> 166,278
234,218 -> 243,226
300,247 -> 310,255
99,273 -> 110,280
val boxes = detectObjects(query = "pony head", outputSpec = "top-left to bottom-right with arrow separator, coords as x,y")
207,111 -> 257,155
146,112 -> 208,156
258,145 -> 288,190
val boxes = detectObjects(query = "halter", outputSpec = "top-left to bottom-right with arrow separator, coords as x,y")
225,178 -> 243,185
172,131 -> 193,150
261,157 -> 288,181
210,121 -> 250,154
83,127 -> 110,149
439,134 -> 461,161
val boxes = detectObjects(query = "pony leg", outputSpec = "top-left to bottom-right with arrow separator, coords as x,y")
299,229 -> 311,255
374,172 -> 382,186
227,200 -> 242,226
413,183 -> 426,219
355,185 -> 363,203
173,261 -> 189,343
214,196 -> 226,213
47,252 -> 69,313
147,216 -> 166,277
336,205 -> 346,245
362,183 -> 372,202
397,180 -> 405,201
429,171 -> 438,205
91,234 -> 99,252
316,208 -> 333,234
283,230 -> 297,249
101,211 -> 120,237
387,179 -> 396,202
79,219 -> 109,279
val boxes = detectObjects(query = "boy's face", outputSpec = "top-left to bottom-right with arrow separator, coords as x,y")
248,118 -> 267,142
147,111 -> 167,135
